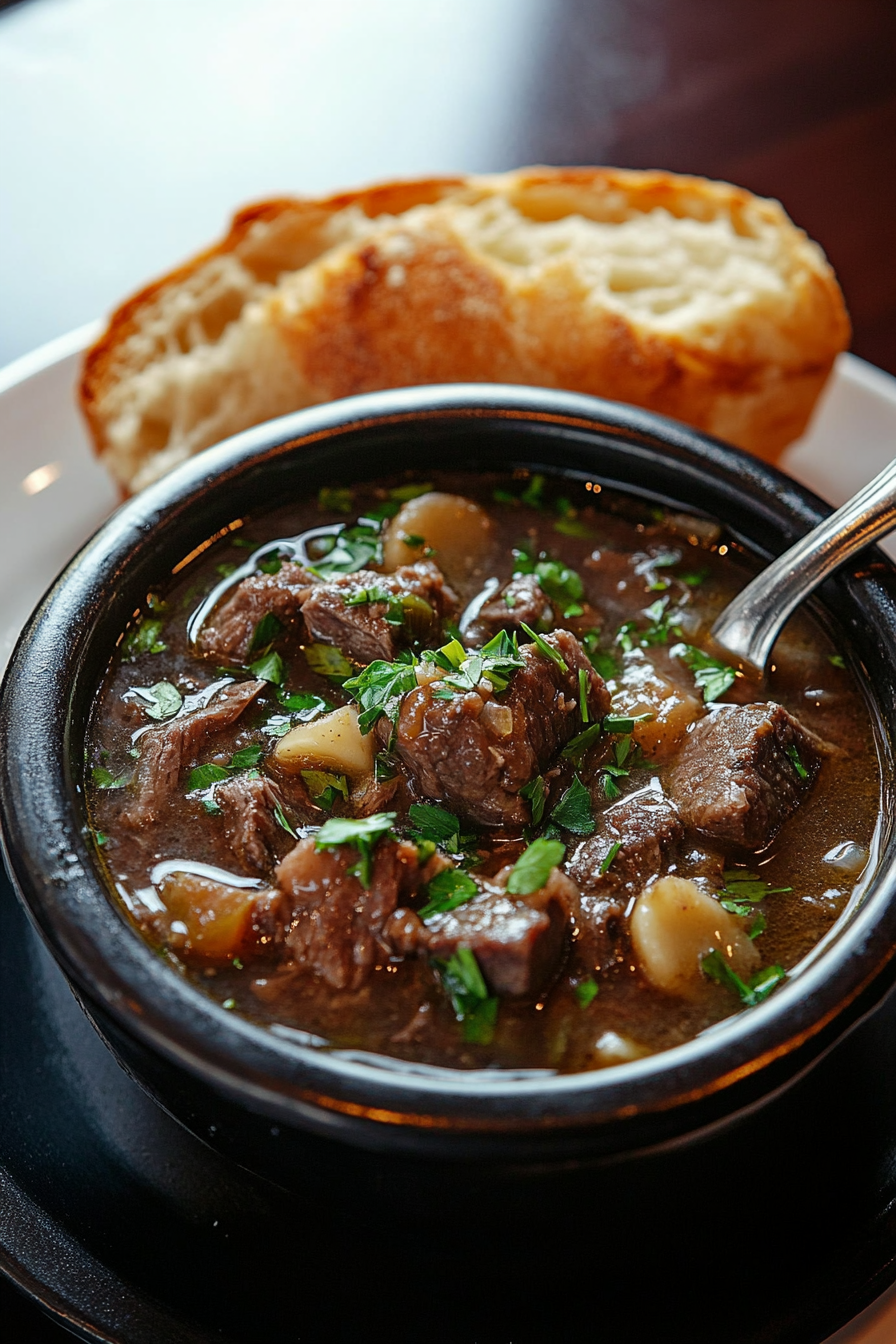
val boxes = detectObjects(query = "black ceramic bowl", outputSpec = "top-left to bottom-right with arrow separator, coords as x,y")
3,385 -> 896,1234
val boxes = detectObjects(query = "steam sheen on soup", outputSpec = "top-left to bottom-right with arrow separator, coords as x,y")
86,472 -> 878,1072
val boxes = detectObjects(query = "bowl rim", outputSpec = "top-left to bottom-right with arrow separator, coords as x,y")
2,382 -> 896,1145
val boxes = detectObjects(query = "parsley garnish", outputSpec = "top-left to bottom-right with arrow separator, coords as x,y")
551,775 -> 595,835
436,948 -> 499,1044
229,745 -> 264,769
681,568 -> 710,587
599,840 -> 622,875
187,763 -> 231,792
520,775 -> 547,825
248,650 -> 285,684
578,667 -> 590,722
248,612 -> 284,655
406,803 -> 473,856
785,744 -> 809,780
343,653 -> 418,733
273,801 -> 298,838
597,736 -> 637,800
129,681 -> 183,721
305,643 -> 354,684
521,623 -> 568,672
374,751 -> 399,783
389,482 -> 434,501
301,769 -> 349,810
640,596 -> 684,646
506,838 -> 566,895
513,552 -> 585,618
418,869 -> 479,919
122,616 -> 166,658
278,690 -> 333,719
91,766 -> 129,790
314,811 -> 397,887
716,869 -> 792,916
94,831 -> 108,848
829,653 -> 846,669
701,950 -> 786,1006
307,522 -> 382,579
672,643 -> 737,703
256,554 -> 284,575
601,711 -> 654,735
318,486 -> 353,514
402,532 -> 425,548
574,976 -> 599,1007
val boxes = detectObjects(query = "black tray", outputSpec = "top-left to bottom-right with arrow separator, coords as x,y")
3,864 -> 896,1344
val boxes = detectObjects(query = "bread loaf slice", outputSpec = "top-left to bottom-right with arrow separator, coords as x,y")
80,167 -> 850,494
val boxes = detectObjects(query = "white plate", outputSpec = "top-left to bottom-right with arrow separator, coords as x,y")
1,333 -> 896,1342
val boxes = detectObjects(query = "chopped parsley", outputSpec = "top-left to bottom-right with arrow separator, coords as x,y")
829,653 -> 846,669
406,802 -> 474,856
256,554 -> 284,575
314,811 -> 397,887
601,711 -> 654,735
122,615 -> 166,658
306,522 -> 382,579
94,831 -> 108,848
374,751 -> 399,783
91,766 -> 129,790
521,623 -> 568,672
278,690 -> 333,719
520,774 -> 547,826
229,744 -> 264,769
785,744 -> 810,780
402,533 -> 426,548
128,681 -> 183,721
551,775 -> 595,836
640,596 -> 684,646
513,552 -> 585,618
187,744 -> 267,794
273,801 -> 298,838
701,950 -> 786,1007
599,841 -> 622,875
343,653 -> 419,733
422,630 -> 525,697
436,947 -> 498,1044
305,643 -> 354,684
681,568 -> 710,587
301,769 -> 349,810
574,976 -> 599,1008
248,612 -> 284,655
248,650 -> 286,684
506,838 -> 566,895
578,668 -> 590,722
716,869 -> 793,917
389,482 -> 434,501
672,643 -> 737,703
418,869 -> 479,919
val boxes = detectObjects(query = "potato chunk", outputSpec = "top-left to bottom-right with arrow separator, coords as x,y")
157,872 -> 264,963
273,705 -> 374,777
612,651 -> 703,761
382,492 -> 492,580
631,876 -> 759,998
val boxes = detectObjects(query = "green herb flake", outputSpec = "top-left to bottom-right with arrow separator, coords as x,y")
520,474 -> 546,509
307,522 -> 382,579
717,869 -> 792,910
574,976 -> 599,1008
202,796 -> 223,815
130,681 -> 183,721
672,643 -> 737,703
343,653 -> 418,733
229,744 -> 264,770
122,616 -> 167,659
187,763 -> 231,792
561,721 -> 603,765
278,689 -> 333,719
591,650 -> 619,682
507,838 -> 566,895
682,568 -> 710,587
94,831 -> 108,848
222,998 -> 236,1010
91,766 -> 129,790
520,774 -> 548,826
249,650 -> 286,684
829,653 -> 846,669
554,517 -> 595,539
615,620 -> 637,653
318,486 -> 354,514
305,643 -> 354,684
437,947 -> 498,1044
256,554 -> 283,576
314,811 -> 397,887
599,840 -> 622,875
701,950 -> 786,1007
748,911 -> 767,940
215,561 -> 237,578
521,623 -> 568,672
578,667 -> 591,723
418,869 -> 479,919
402,532 -> 426,548
602,711 -> 653,735
301,769 -> 350,810
785,744 -> 809,781
389,482 -> 434,502
407,802 -> 467,854
551,775 -> 595,836
641,596 -> 683,646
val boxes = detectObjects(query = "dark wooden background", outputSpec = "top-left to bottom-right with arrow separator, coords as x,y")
1,0 -> 895,1338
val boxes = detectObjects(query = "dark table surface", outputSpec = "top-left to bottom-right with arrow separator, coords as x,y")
1,1 -> 895,1338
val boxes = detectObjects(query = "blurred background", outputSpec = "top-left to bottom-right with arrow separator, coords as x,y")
1,0 -> 895,374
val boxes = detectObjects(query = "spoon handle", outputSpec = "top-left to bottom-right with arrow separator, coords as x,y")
711,456 -> 896,673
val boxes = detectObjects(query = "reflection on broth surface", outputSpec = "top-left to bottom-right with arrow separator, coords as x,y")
87,471 -> 879,1072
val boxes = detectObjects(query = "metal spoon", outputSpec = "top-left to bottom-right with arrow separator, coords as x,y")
711,457 -> 896,675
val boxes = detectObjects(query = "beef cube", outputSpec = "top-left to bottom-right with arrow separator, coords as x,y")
122,679 -> 266,826
215,772 -> 287,874
669,702 -> 824,848
302,560 -> 457,665
275,835 -> 423,990
464,574 -> 554,644
568,780 -> 683,970
198,563 -> 317,662
390,629 -> 611,827
384,866 -> 577,998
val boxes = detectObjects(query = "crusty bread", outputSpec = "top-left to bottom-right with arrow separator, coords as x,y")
80,167 -> 850,494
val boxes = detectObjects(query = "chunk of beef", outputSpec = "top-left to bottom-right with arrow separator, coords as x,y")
390,629 -> 611,827
669,702 -> 824,849
302,560 -> 457,665
567,780 -> 683,970
123,680 -> 265,827
384,866 -> 577,998
464,574 -> 554,644
215,773 -> 286,874
198,563 -> 317,662
275,835 -> 423,990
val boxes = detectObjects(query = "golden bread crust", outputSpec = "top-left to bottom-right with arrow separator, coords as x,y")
80,167 -> 850,493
